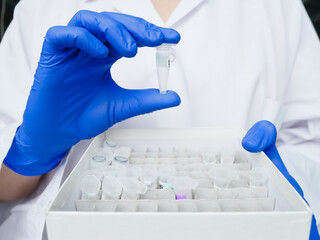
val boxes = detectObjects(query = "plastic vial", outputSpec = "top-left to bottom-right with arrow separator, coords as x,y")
169,176 -> 198,199
200,148 -> 220,164
209,167 -> 238,188
156,43 -> 175,94
80,175 -> 101,200
102,163 -> 127,178
90,148 -> 113,169
103,138 -> 117,151
220,150 -> 235,164
102,176 -> 123,200
121,177 -> 148,200
113,147 -> 131,163
158,165 -> 177,186
140,165 -> 158,188
249,168 -> 268,187
122,166 -> 142,179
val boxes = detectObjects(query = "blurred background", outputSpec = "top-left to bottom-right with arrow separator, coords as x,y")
1,0 -> 320,42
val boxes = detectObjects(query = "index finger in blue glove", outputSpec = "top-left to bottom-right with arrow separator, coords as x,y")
241,120 -> 277,152
104,12 -> 181,46
242,120 -> 304,196
68,10 -> 137,58
43,26 -> 109,58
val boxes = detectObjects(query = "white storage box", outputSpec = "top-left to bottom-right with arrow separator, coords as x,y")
46,128 -> 312,240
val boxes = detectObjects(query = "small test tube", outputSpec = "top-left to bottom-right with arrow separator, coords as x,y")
156,44 -> 175,94
121,177 -> 148,200
249,168 -> 268,187
158,165 -> 177,187
209,167 -> 238,189
90,148 -> 113,169
122,166 -> 142,179
102,162 -> 127,178
103,138 -> 117,151
101,176 -> 122,200
140,165 -> 158,188
80,175 -> 101,200
200,147 -> 220,164
113,147 -> 132,163
169,176 -> 198,199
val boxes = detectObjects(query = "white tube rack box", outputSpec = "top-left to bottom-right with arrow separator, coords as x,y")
46,128 -> 312,240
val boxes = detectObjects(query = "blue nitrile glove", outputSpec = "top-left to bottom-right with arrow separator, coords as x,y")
3,11 -> 181,176
242,120 -> 320,239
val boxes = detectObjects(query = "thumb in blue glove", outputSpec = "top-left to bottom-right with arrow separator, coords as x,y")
242,120 -> 319,239
4,11 -> 181,176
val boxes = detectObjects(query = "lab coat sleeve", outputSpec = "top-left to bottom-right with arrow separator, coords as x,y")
0,0 -> 37,167
276,0 -> 320,227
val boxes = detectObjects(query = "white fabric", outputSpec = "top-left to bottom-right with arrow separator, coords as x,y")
0,0 -> 319,239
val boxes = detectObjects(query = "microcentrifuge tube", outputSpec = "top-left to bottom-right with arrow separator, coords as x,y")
156,44 -> 175,94
102,163 -> 127,178
140,165 -> 158,188
90,148 -> 113,169
209,167 -> 238,189
158,165 -> 177,186
103,138 -> 117,151
122,166 -> 142,179
80,175 -> 101,200
200,147 -> 220,164
121,177 -> 147,200
102,176 -> 123,200
249,168 -> 268,187
113,147 -> 131,163
169,176 -> 198,199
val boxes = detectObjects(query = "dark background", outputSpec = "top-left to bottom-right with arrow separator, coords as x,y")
1,0 -> 19,40
304,0 -> 320,37
1,0 -> 320,41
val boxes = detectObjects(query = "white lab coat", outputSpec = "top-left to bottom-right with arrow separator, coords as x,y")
0,0 -> 320,239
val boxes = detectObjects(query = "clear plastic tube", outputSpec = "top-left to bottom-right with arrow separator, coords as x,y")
209,167 -> 238,188
90,148 -> 113,169
113,147 -> 131,163
169,176 -> 198,199
101,176 -> 122,200
140,165 -> 158,188
80,174 -> 101,200
158,165 -> 177,186
120,177 -> 148,200
249,168 -> 268,187
156,44 -> 175,94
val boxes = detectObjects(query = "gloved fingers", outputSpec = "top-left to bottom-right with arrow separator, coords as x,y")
116,89 -> 181,122
68,10 -> 137,58
242,120 -> 277,152
43,26 -> 109,58
78,89 -> 181,139
103,12 -> 181,47
157,27 -> 181,43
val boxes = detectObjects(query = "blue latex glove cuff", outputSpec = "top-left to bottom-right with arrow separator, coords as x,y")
3,128 -> 66,176
242,120 -> 319,239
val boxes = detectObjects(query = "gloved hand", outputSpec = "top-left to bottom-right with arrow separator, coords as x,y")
242,120 -> 319,239
3,11 -> 181,176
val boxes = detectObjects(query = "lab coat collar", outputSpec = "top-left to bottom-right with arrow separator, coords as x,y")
83,0 -> 205,27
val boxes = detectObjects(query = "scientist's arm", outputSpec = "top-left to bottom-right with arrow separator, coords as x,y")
0,164 -> 41,201
0,10 -> 181,200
